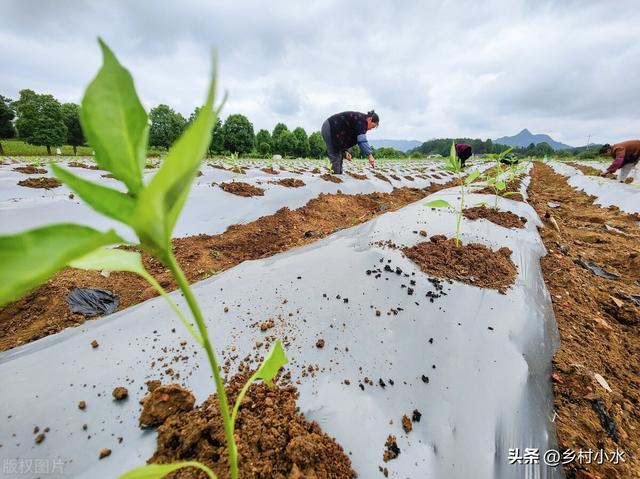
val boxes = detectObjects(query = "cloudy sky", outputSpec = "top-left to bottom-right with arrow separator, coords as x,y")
1,0 -> 638,146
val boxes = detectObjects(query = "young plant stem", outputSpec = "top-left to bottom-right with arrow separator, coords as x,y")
166,252 -> 239,479
455,171 -> 464,246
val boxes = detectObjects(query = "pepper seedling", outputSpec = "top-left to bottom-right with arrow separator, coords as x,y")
0,40 -> 288,479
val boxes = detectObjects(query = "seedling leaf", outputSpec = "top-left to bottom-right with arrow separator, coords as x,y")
231,340 -> 288,424
51,163 -> 136,225
119,461 -> 217,479
425,199 -> 453,209
134,68 -> 217,255
465,170 -> 480,184
70,248 -> 203,344
0,225 -> 123,306
81,39 -> 147,195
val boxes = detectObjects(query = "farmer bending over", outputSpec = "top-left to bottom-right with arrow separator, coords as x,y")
321,110 -> 378,174
599,140 -> 640,183
455,143 -> 473,167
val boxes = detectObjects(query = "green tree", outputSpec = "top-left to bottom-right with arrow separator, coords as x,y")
255,129 -> 272,157
271,123 -> 290,156
149,104 -> 186,150
14,89 -> 67,155
308,131 -> 325,158
60,103 -> 85,155
291,127 -> 310,157
211,117 -> 224,154
0,95 -> 16,156
534,142 -> 553,156
222,114 -> 254,154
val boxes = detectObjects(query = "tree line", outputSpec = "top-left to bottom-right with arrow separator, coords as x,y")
0,90 -> 329,158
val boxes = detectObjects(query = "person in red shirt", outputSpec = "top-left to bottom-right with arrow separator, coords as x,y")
455,143 -> 473,167
321,110 -> 378,174
599,140 -> 640,183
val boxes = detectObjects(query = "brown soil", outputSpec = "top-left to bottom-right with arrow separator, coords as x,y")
373,172 -> 391,183
17,177 -> 62,189
13,166 -> 47,174
68,161 -> 98,170
261,167 -> 280,175
218,182 -> 265,197
527,163 -> 640,479
140,384 -> 196,428
147,372 -> 357,479
0,181 -> 457,351
402,235 -> 517,294
390,174 -> 401,181
566,162 -> 605,177
474,177 -> 524,202
346,172 -> 368,180
272,178 -> 305,188
320,173 -> 343,184
463,206 -> 527,229
404,175 -> 415,181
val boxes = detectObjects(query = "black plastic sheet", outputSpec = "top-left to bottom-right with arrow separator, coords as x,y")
67,288 -> 118,316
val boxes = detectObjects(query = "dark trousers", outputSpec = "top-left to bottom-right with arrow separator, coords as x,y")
321,119 -> 343,174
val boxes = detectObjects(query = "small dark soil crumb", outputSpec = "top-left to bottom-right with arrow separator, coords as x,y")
403,235 -> 517,294
261,166 -> 280,175
383,434 -> 400,462
99,448 -> 111,459
259,318 -> 274,331
402,415 -> 412,433
13,165 -> 47,174
148,371 -> 356,478
273,178 -> 305,188
346,171 -> 368,180
112,387 -> 129,401
146,380 -> 161,392
412,409 -> 422,422
218,181 -> 265,197
90,340 -> 99,348
34,433 -> 45,444
139,384 -> 195,428
17,177 -> 61,189
320,173 -> 343,184
78,400 -> 86,410
316,338 -> 325,348
419,230 -> 427,237
463,206 -> 526,229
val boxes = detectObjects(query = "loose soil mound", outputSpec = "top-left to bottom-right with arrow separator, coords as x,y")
346,172 -> 368,180
463,206 -> 526,229
566,161 -> 604,176
474,178 -> 524,202
68,161 -> 98,170
373,172 -> 391,183
218,182 -> 265,197
17,177 -> 62,189
147,373 -> 357,479
320,173 -> 343,184
272,178 -> 305,188
0,181 -> 458,351
527,163 -> 640,478
390,174 -> 401,181
402,235 -> 517,294
13,166 -> 47,174
404,175 -> 415,181
261,166 -> 280,175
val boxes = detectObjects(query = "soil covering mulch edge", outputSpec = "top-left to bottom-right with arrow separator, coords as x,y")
463,206 -> 527,229
217,181 -> 265,197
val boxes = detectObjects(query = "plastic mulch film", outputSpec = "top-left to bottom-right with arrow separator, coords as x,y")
549,161 -> 640,215
0,180 -> 562,478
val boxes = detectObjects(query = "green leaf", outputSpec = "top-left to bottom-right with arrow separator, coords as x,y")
502,191 -> 520,197
119,461 -> 217,479
496,180 -> 506,191
232,340 -> 288,424
81,39 -> 147,195
70,248 -> 203,344
51,162 -> 136,225
498,147 -> 513,159
133,67 -> 218,256
425,199 -> 453,209
464,170 -> 481,184
0,225 -> 123,306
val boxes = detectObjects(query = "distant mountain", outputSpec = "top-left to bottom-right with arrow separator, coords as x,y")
370,139 -> 422,152
494,129 -> 573,150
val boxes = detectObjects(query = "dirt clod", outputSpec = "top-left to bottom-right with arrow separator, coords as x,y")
315,338 -> 325,348
320,173 -> 343,184
90,340 -> 99,349
34,433 -> 45,444
218,182 -> 265,197
139,384 -> 195,428
17,177 -> 61,189
401,415 -> 412,433
383,434 -> 400,462
112,387 -> 129,401
78,400 -> 86,410
13,166 -> 47,174
463,206 -> 527,229
99,448 -> 111,459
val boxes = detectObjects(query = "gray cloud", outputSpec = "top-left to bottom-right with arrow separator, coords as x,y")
1,0 -> 638,146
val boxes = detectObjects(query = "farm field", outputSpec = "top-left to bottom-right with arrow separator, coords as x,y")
1,153 -> 638,478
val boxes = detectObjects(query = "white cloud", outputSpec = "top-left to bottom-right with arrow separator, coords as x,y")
1,0 -> 638,146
